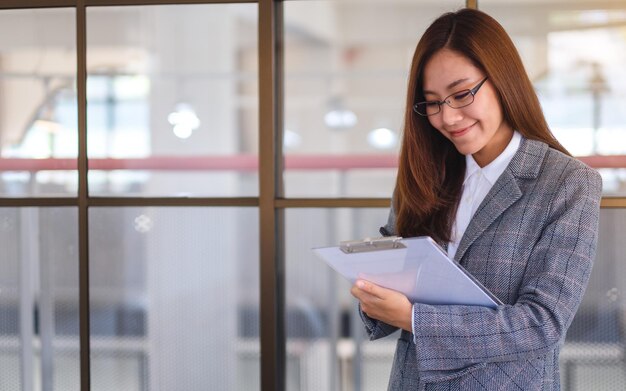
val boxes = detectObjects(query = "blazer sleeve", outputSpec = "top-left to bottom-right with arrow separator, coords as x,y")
410,166 -> 602,373
359,303 -> 400,340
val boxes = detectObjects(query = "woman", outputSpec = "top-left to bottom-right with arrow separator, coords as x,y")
350,8 -> 602,391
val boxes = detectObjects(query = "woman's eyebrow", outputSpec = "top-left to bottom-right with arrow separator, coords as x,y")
422,77 -> 471,96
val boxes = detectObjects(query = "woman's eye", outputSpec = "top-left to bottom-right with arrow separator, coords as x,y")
453,91 -> 471,101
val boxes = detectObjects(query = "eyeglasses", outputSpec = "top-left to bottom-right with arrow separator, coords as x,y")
413,77 -> 489,116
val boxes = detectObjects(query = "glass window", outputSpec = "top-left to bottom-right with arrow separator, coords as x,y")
89,207 -> 259,391
0,207 -> 79,390
283,1 -> 466,197
86,4 -> 258,197
0,9 -> 77,197
480,2 -> 626,195
285,207 -> 393,390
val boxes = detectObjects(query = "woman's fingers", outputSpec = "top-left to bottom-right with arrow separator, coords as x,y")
352,280 -> 388,315
352,280 -> 413,332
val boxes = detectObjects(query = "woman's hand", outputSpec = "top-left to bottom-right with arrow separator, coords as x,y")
350,279 -> 413,332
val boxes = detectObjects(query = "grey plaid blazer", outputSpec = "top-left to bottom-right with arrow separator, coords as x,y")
360,137 -> 602,390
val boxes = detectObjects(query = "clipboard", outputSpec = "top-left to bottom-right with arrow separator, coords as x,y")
313,236 -> 502,308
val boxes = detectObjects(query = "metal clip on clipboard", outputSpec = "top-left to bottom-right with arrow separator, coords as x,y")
339,236 -> 405,254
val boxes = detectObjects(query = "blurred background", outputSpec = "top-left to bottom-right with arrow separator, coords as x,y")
1,1 -> 625,390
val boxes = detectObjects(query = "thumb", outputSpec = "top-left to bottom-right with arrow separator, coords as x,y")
356,279 -> 385,299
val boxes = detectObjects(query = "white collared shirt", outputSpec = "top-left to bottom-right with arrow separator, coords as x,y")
447,130 -> 522,260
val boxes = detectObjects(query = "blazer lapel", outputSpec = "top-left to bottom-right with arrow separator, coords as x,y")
453,137 -> 548,263
454,170 -> 522,263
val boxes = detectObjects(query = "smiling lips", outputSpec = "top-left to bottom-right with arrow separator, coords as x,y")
448,122 -> 476,138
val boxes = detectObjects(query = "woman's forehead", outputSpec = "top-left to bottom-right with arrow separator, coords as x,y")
422,50 -> 481,92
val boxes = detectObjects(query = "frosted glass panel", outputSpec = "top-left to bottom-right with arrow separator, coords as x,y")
285,208 -> 393,391
89,207 -> 259,391
0,207 -> 79,391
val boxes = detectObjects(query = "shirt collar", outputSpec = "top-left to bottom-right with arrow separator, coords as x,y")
464,130 -> 522,185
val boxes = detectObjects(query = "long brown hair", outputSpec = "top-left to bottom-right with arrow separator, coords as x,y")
395,8 -> 568,243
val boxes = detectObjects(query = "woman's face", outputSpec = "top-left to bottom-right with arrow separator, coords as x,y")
422,49 -> 513,167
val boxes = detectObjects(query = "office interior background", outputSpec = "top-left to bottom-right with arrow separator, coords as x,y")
0,0 -> 625,390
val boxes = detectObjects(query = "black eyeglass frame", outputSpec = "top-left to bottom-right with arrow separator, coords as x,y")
413,77 -> 489,116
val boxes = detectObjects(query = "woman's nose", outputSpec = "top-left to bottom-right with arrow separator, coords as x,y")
440,101 -> 463,125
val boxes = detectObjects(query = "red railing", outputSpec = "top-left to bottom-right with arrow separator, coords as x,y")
0,154 -> 624,171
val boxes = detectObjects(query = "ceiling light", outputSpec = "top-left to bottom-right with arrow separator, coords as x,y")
168,102 -> 200,139
324,97 -> 357,129
367,127 -> 397,149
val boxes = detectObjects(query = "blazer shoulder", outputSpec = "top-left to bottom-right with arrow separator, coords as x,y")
538,146 -> 603,199
517,138 -> 601,181
543,146 -> 602,181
